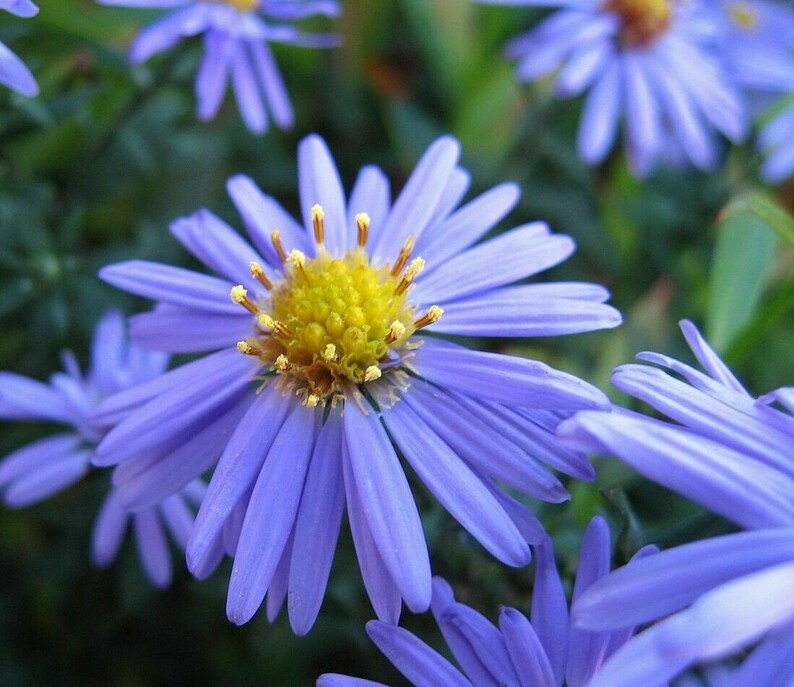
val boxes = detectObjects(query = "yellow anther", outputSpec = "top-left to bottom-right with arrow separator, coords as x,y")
230,285 -> 260,314
395,257 -> 425,296
311,204 -> 325,246
355,213 -> 370,248
305,393 -> 321,408
384,320 -> 407,345
391,236 -> 415,277
274,354 -> 289,372
271,230 -> 287,263
414,305 -> 444,330
364,365 -> 382,382
257,313 -> 277,330
250,261 -> 272,290
288,248 -> 310,283
323,343 -> 337,361
236,340 -> 256,355
288,249 -> 307,267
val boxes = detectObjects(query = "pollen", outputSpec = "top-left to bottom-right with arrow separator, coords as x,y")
231,212 -> 439,407
604,0 -> 672,46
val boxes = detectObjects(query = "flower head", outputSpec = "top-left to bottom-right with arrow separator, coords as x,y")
715,0 -> 794,94
97,134 -> 620,633
0,310 -> 205,588
98,0 -> 340,133
0,0 -> 39,96
558,320 -> 794,685
318,517 -> 658,687
478,0 -> 746,176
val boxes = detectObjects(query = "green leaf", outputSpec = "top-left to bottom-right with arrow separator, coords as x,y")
724,190 -> 794,246
706,193 -> 780,351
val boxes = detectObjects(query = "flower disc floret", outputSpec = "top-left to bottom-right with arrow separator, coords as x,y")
604,0 -> 672,46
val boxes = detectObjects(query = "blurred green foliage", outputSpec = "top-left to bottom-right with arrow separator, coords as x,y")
1,1 -> 793,685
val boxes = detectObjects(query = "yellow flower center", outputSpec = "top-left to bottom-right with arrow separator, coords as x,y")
728,2 -> 757,29
221,0 -> 259,13
604,0 -> 672,47
231,207 -> 442,408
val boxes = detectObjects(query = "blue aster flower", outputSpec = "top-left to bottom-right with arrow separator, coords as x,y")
558,320 -> 794,686
477,0 -> 746,176
95,134 -> 621,633
318,516 -> 658,687
0,0 -> 39,96
713,0 -> 794,95
98,0 -> 339,133
0,310 -> 207,588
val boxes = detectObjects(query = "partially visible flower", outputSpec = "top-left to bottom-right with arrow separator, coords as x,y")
759,100 -> 794,182
477,0 -> 746,176
96,134 -> 620,633
0,0 -> 39,96
98,0 -> 339,134
0,310 -> 205,588
318,516 -> 657,687
714,0 -> 794,95
558,320 -> 794,686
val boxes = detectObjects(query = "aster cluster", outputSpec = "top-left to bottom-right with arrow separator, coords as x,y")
0,310 -> 209,587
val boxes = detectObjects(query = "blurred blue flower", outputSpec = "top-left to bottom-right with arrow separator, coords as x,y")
714,0 -> 794,95
96,134 -> 621,633
99,0 -> 340,133
759,101 -> 794,182
0,310 -> 204,588
318,517 -> 658,687
478,0 -> 746,176
558,320 -> 794,686
0,0 -> 39,96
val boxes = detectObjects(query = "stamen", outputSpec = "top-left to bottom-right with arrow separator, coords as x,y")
311,204 -> 325,247
395,257 -> 425,296
355,213 -> 370,248
288,249 -> 309,283
271,230 -> 287,263
323,343 -> 337,361
414,305 -> 443,330
384,320 -> 406,345
274,354 -> 289,372
391,236 -> 415,277
230,285 -> 260,314
364,365 -> 382,382
256,313 -> 292,338
236,340 -> 259,356
250,261 -> 273,290
305,393 -> 321,408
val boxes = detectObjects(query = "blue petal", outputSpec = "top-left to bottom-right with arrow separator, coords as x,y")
226,403 -> 316,624
187,386 -> 293,573
383,399 -> 530,567
531,537 -> 569,685
343,402 -> 431,613
342,445 -> 402,624
413,337 -> 608,410
288,414 -> 346,636
366,620 -> 474,687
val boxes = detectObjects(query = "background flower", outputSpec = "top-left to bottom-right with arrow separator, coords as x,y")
96,133 -> 620,633
0,309 -> 207,587
97,0 -> 340,133
0,0 -> 38,96
558,320 -> 794,686
318,516 -> 658,687
477,0 -> 746,176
